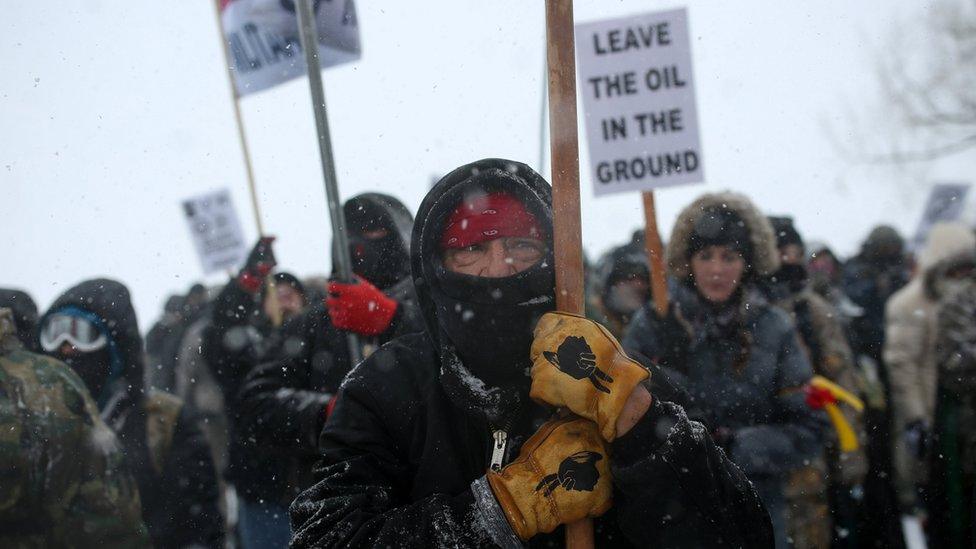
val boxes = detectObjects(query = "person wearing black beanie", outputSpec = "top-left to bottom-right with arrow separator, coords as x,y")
624,192 -> 822,549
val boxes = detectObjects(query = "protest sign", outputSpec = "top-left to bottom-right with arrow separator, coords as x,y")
576,8 -> 703,195
182,189 -> 248,274
219,0 -> 361,97
912,183 -> 971,250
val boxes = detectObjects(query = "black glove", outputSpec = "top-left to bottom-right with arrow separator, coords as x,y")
646,303 -> 690,372
904,420 -> 929,460
238,236 -> 277,293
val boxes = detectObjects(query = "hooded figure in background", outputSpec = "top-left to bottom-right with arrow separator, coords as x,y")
236,192 -> 423,536
0,289 -> 39,352
145,283 -> 209,393
588,230 -> 653,340
39,278 -> 222,549
763,216 -> 867,549
201,235 -> 308,549
843,225 -> 910,363
289,159 -> 772,548
884,222 -> 976,512
623,192 -> 822,548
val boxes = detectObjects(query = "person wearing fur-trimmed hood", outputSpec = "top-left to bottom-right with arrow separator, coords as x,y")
623,192 -> 822,548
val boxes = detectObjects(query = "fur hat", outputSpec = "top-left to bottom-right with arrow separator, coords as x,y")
667,192 -> 780,281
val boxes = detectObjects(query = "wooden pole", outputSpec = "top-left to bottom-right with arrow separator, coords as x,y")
546,0 -> 585,316
211,0 -> 282,326
544,2 -> 592,548
211,0 -> 264,237
642,191 -> 670,316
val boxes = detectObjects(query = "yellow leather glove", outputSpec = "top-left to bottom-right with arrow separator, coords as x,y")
530,312 -> 650,441
486,418 -> 612,541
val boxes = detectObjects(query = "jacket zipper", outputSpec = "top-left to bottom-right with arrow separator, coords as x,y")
488,411 -> 518,472
489,429 -> 508,472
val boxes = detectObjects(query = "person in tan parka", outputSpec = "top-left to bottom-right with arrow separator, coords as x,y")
884,222 -> 976,510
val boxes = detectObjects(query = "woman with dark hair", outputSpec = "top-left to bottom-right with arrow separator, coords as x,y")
623,192 -> 822,548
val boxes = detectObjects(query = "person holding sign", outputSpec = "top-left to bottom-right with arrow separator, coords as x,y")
623,192 -> 822,549
235,192 -> 423,540
289,159 -> 772,548
201,236 -> 310,548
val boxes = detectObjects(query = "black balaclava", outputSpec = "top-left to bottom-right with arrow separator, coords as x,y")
60,348 -> 114,399
345,197 -> 411,290
40,279 -> 145,412
413,159 -> 555,425
768,216 -> 808,295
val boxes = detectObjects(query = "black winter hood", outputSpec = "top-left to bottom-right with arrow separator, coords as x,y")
337,192 -> 414,290
42,278 -> 146,403
593,231 -> 651,317
411,158 -> 555,423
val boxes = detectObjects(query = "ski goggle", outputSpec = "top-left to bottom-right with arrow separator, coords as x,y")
39,313 -> 108,353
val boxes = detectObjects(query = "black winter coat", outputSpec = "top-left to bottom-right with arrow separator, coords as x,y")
290,159 -> 772,548
201,278 -> 283,500
290,333 -> 774,548
237,278 -> 424,504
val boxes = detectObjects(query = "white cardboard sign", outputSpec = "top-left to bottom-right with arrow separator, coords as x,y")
182,189 -> 248,275
576,8 -> 703,196
220,0 -> 361,97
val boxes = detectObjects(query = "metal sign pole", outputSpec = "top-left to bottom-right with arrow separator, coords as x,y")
295,0 -> 363,365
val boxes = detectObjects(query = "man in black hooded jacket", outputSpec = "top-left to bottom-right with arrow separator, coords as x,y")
39,278 -> 223,548
235,193 -> 424,531
289,159 -> 773,548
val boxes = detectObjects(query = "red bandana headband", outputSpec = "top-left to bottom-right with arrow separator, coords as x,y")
440,192 -> 543,250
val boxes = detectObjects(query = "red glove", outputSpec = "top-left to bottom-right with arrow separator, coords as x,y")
804,385 -> 837,409
238,236 -> 277,293
326,278 -> 397,336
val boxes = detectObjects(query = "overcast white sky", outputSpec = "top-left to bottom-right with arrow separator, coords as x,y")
3,0 -> 975,330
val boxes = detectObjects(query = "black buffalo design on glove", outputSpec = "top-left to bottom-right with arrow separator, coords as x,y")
535,451 -> 604,496
543,336 -> 614,393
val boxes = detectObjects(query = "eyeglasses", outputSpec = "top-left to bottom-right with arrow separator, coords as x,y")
39,313 -> 107,353
443,237 -> 547,269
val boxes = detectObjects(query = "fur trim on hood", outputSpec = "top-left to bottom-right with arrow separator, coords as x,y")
667,192 -> 780,281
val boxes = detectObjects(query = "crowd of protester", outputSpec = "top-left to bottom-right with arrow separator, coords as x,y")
3,160 -> 976,548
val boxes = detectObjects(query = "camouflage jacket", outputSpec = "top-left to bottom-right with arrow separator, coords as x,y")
0,309 -> 149,548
